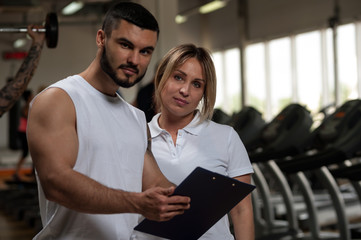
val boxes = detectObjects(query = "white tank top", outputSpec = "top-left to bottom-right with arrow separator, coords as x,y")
33,75 -> 147,240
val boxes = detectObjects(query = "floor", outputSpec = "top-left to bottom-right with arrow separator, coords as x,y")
0,147 -> 39,240
1,147 -> 361,240
0,213 -> 38,240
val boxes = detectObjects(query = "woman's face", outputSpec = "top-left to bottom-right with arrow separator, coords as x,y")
160,57 -> 205,119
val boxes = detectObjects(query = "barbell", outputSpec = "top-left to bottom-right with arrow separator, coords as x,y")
0,12 -> 58,48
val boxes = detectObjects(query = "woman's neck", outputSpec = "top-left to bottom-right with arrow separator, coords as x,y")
158,111 -> 195,144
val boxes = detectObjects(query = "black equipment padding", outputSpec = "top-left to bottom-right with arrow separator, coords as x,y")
277,99 -> 361,174
331,162 -> 361,181
249,103 -> 313,162
231,106 -> 266,151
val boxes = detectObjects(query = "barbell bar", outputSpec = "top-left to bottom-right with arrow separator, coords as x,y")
0,12 -> 58,48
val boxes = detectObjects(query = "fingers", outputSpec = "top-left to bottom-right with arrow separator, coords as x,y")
27,24 -> 46,45
158,187 -> 191,211
151,204 -> 189,222
160,186 -> 175,196
167,194 -> 191,205
141,187 -> 191,222
156,208 -> 188,222
27,24 -> 44,33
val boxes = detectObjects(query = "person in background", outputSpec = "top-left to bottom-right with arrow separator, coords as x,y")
13,89 -> 34,181
133,63 -> 159,122
0,24 -> 45,117
27,2 -> 190,240
134,44 -> 254,240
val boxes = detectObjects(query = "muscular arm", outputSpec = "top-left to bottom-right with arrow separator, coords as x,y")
229,174 -> 255,240
142,125 -> 175,190
27,89 -> 189,221
0,25 -> 45,117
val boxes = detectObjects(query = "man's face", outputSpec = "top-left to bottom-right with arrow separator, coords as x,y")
100,20 -> 157,88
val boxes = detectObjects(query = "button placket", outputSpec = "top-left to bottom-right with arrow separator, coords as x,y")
175,130 -> 185,157
165,132 -> 177,158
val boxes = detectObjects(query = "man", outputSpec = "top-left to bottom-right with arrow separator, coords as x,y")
27,2 -> 190,239
0,24 -> 45,117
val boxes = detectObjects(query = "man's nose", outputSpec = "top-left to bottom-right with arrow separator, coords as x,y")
127,51 -> 140,65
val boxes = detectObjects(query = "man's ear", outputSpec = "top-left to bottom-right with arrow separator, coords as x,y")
96,29 -> 106,48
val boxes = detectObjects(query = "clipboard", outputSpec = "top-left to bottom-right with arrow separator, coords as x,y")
134,167 -> 255,240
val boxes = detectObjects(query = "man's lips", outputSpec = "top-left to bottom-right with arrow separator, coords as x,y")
120,66 -> 139,76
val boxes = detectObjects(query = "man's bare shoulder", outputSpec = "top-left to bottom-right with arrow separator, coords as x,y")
30,87 -> 75,121
33,87 -> 72,107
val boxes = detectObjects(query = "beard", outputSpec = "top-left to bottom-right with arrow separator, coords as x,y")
100,46 -> 146,88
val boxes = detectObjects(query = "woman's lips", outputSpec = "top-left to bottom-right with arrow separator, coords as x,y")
174,97 -> 189,105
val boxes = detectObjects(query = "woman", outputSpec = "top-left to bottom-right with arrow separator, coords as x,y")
136,44 -> 254,240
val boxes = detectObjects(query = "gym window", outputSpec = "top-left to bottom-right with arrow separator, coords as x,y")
214,21 -> 360,121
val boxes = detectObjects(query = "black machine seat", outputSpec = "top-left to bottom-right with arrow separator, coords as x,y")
212,108 -> 232,125
277,99 -> 361,174
230,106 -> 266,150
249,103 -> 313,163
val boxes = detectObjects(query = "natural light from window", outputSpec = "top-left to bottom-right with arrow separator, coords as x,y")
213,48 -> 241,115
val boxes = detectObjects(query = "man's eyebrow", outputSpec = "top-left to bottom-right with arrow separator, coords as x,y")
117,37 -> 134,47
117,37 -> 155,52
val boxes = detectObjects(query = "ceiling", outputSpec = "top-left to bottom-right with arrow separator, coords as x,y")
0,0 -> 215,25
0,0 -> 214,47
0,0 -> 123,47
0,0 -> 116,26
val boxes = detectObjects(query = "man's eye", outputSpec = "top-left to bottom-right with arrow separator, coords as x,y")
140,49 -> 152,56
120,43 -> 130,48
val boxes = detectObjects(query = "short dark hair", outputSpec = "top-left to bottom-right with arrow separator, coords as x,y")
22,89 -> 33,102
102,2 -> 159,38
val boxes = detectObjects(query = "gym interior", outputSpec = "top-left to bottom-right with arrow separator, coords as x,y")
1,0 -> 361,239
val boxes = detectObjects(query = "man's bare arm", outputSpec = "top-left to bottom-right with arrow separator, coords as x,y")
0,25 -> 45,117
28,89 -> 189,221
142,125 -> 176,190
139,125 -> 190,220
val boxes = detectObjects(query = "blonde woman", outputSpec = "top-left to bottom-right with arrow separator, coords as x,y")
135,44 -> 254,240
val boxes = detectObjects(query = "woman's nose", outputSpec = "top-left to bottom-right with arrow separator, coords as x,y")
179,83 -> 189,96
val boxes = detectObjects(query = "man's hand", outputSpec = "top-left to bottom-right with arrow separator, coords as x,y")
139,186 -> 190,222
27,24 -> 45,46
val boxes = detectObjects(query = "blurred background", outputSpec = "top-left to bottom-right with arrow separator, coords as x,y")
1,1 -> 361,239
1,0 -> 361,148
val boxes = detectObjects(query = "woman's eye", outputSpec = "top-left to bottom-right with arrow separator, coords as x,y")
174,75 -> 182,81
193,81 -> 201,88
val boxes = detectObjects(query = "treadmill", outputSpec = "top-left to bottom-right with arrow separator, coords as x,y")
277,99 -> 361,240
247,103 -> 313,239
228,106 -> 267,237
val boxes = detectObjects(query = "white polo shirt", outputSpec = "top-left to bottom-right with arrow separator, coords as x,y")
135,111 -> 253,240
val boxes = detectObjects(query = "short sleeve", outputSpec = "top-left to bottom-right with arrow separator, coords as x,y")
226,128 -> 254,178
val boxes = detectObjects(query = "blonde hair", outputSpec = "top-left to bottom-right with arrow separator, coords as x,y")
154,44 -> 217,123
